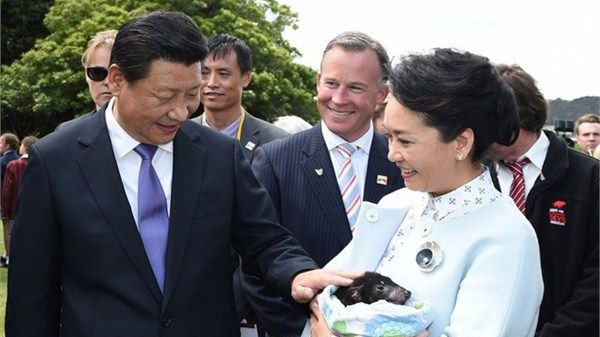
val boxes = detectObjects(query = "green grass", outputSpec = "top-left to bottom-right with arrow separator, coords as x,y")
0,237 -> 6,336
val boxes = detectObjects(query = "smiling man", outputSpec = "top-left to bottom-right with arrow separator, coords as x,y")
5,12 -> 360,337
191,34 -> 288,161
239,31 -> 404,337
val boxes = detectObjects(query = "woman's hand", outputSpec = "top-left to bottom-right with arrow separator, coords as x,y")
309,298 -> 333,337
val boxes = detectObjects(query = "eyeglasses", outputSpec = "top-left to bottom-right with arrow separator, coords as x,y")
86,67 -> 108,82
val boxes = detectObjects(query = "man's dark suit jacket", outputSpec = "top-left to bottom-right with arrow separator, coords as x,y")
191,110 -> 289,162
191,110 -> 290,322
242,123 -> 404,336
490,131 -> 599,337
6,106 -> 318,337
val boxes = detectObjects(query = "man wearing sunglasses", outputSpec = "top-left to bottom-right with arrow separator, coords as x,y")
56,30 -> 116,131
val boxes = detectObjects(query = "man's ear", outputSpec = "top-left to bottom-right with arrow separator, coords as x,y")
242,71 -> 251,88
108,64 -> 125,96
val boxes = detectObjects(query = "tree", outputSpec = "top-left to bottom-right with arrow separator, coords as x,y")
0,0 -> 54,65
0,0 -> 319,138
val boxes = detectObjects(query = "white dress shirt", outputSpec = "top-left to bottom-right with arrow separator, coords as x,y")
105,98 -> 173,227
321,121 -> 374,196
496,131 -> 549,198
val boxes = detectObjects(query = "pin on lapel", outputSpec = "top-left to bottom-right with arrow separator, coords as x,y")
376,174 -> 388,185
315,168 -> 324,176
245,141 -> 256,151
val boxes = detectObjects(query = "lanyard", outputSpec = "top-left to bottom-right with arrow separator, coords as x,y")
235,109 -> 246,141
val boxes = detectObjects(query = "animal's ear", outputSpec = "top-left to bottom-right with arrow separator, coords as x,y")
350,284 -> 364,301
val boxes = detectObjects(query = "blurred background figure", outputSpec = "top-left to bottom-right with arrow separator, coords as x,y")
1,135 -> 38,267
0,132 -> 20,267
573,113 -> 600,156
372,101 -> 387,135
272,115 -> 312,134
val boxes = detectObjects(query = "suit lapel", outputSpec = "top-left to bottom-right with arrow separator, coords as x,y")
301,126 -> 352,245
364,133 -> 398,202
161,124 -> 206,310
75,108 -> 162,302
239,112 -> 261,160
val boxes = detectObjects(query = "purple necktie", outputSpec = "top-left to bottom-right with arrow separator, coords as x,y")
134,144 -> 169,292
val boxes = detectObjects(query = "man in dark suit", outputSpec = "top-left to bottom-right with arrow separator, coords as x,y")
190,34 -> 289,161
487,64 -> 598,337
189,34 -> 290,331
5,11 -> 360,337
241,31 -> 405,336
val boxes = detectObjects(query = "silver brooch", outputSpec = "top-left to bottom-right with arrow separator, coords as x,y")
416,241 -> 443,272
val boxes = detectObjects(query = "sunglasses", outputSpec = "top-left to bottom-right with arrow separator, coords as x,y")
86,67 -> 108,82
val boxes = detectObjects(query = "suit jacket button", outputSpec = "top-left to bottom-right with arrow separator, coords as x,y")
161,316 -> 171,326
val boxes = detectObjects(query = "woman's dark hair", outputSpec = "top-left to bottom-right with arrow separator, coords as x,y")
111,11 -> 208,84
388,48 -> 519,162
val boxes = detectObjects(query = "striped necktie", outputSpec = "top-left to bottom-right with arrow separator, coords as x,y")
336,143 -> 362,228
505,158 -> 530,214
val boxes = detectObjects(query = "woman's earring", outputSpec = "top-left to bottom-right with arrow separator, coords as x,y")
456,153 -> 464,161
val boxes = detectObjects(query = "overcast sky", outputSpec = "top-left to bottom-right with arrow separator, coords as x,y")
278,0 -> 598,101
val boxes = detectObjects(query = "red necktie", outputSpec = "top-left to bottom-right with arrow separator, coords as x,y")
505,158 -> 530,214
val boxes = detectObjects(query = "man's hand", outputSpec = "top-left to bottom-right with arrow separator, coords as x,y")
291,269 -> 363,303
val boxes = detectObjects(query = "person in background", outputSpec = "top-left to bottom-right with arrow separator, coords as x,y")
6,11 -> 359,337
189,33 -> 290,334
573,113 -> 600,157
309,48 -> 544,337
56,29 -> 117,130
191,34 -> 289,161
273,115 -> 313,134
488,63 -> 598,337
241,31 -> 404,336
372,101 -> 388,135
0,132 -> 20,267
83,29 -> 118,111
1,135 -> 38,267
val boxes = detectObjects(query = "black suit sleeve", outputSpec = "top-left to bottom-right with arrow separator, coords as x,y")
238,145 -> 309,337
6,145 -> 62,337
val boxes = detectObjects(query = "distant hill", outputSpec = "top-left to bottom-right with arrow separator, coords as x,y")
548,96 -> 600,126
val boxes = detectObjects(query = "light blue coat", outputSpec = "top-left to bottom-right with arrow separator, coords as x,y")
307,188 -> 544,337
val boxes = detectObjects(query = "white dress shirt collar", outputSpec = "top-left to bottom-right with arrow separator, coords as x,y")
321,120 -> 374,155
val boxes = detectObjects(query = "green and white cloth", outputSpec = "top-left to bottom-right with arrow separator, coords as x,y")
318,284 -> 433,337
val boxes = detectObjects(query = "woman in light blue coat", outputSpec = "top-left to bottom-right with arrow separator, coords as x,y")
308,48 -> 544,337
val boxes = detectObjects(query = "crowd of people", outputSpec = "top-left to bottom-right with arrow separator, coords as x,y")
1,9 -> 597,337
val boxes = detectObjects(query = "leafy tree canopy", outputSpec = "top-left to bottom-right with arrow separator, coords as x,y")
1,0 -> 319,138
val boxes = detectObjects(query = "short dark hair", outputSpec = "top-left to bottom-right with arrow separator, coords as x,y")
495,64 -> 548,132
21,136 -> 38,152
111,11 -> 208,84
206,34 -> 252,74
388,48 -> 519,162
322,31 -> 390,84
